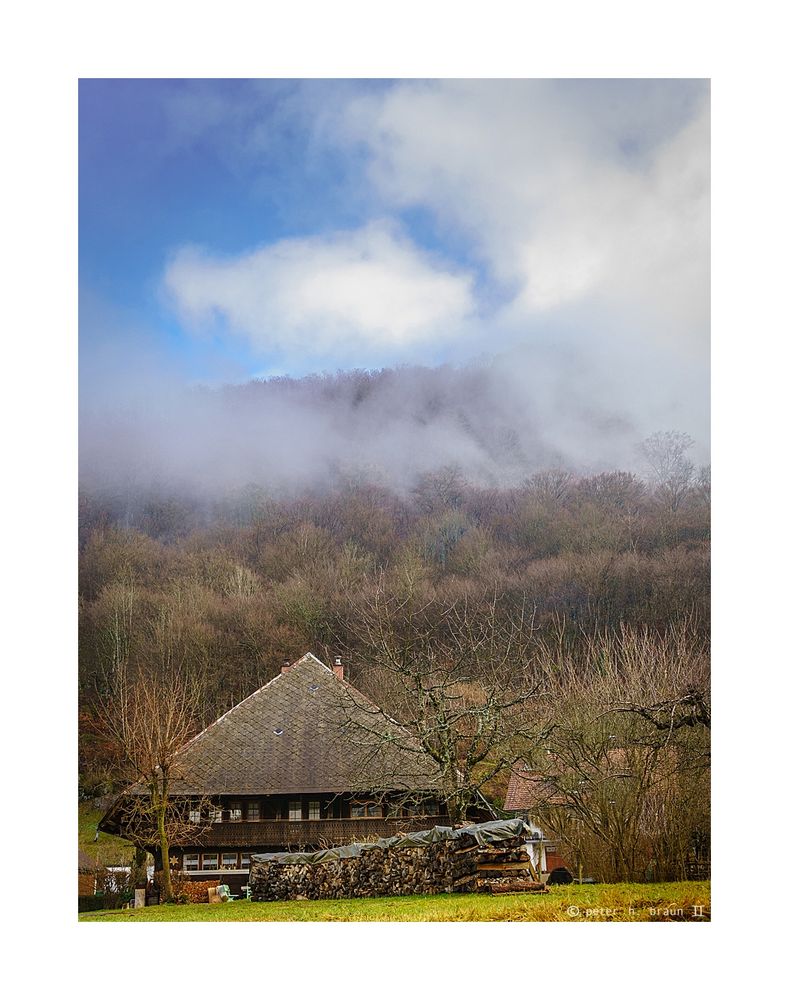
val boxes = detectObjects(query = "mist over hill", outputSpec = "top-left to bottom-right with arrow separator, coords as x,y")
79,351 -> 707,506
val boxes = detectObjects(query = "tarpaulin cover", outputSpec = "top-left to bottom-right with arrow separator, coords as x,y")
251,817 -> 536,866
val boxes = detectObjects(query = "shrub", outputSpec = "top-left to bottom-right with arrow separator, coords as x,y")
179,879 -> 220,904
95,867 -> 136,909
78,894 -> 112,913
153,869 -> 220,904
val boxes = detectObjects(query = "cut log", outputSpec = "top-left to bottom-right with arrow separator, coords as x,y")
477,862 -> 536,871
484,880 -> 547,894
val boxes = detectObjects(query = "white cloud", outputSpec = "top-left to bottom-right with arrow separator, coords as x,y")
334,80 -> 710,357
164,220 -> 475,364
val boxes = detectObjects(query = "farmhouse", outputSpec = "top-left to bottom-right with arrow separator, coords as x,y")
99,652 -> 491,894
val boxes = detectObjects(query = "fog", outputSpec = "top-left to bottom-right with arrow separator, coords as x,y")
79,342 -> 708,505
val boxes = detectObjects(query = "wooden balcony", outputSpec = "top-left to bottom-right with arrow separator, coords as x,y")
192,815 -> 451,849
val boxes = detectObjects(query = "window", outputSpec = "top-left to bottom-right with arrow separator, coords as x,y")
229,801 -> 242,822
202,853 -> 219,871
209,805 -> 223,824
350,801 -> 383,818
308,800 -> 320,820
188,805 -> 202,824
221,852 -> 238,869
240,854 -> 251,870
395,798 -> 436,816
247,801 -> 260,822
184,854 -> 200,871
288,800 -> 302,821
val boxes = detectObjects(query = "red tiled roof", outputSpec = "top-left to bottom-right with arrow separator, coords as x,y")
504,767 -> 570,811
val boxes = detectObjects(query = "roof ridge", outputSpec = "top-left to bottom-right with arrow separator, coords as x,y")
177,652 -> 332,755
291,651 -> 328,669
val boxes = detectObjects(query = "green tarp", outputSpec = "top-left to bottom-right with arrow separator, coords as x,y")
251,817 -> 536,866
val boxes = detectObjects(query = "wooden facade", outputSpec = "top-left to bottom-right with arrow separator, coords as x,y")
166,796 -> 451,893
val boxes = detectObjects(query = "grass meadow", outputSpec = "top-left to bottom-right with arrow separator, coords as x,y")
80,880 -> 710,922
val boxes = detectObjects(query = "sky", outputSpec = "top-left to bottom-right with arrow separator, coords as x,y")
79,78 -> 710,489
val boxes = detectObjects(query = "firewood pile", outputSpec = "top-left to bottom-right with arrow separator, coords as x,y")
250,833 -> 479,901
249,819 -> 549,901
474,841 -> 548,894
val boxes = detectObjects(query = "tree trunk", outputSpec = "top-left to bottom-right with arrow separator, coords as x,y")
157,806 -> 173,901
153,773 -> 173,902
134,846 -> 147,888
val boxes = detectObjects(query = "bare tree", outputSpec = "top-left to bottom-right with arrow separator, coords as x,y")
524,619 -> 710,881
96,661 -> 210,902
639,430 -> 696,512
334,580 -> 545,824
528,469 -> 574,506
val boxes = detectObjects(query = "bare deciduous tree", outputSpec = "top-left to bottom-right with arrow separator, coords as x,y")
335,581 -> 545,824
525,619 -> 710,881
96,662 -> 210,902
639,430 -> 696,512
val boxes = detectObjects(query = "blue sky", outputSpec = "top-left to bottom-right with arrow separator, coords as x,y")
80,78 -> 709,445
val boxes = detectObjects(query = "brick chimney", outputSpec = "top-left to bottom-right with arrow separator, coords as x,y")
281,658 -> 291,674
333,655 -> 344,681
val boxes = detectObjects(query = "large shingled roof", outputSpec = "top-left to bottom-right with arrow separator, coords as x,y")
163,653 -> 442,796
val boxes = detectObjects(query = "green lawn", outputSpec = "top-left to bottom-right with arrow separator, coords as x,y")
78,802 -> 135,867
80,880 -> 710,922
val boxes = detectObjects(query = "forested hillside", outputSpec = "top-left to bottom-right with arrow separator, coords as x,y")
79,451 -> 709,803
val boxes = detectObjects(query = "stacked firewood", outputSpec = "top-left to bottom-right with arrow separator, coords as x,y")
250,834 -> 480,901
474,841 -> 548,894
249,826 -> 548,902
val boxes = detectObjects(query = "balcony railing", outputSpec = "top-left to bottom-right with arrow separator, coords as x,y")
192,815 -> 450,849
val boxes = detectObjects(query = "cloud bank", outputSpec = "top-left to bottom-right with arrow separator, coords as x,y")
79,359 -> 657,501
336,79 -> 709,356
